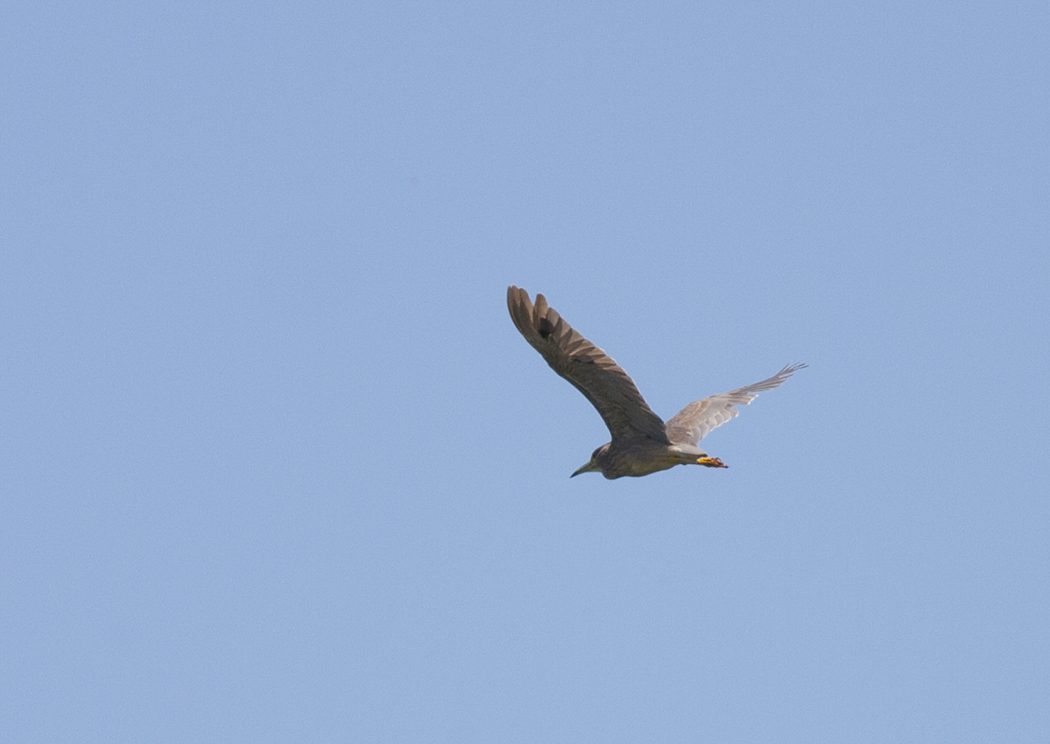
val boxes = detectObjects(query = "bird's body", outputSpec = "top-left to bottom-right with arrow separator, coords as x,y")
582,440 -> 718,479
507,286 -> 805,479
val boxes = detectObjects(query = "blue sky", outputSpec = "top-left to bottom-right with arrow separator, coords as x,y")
3,1 -> 1048,741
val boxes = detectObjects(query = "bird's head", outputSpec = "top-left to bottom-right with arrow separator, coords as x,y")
571,445 -> 607,478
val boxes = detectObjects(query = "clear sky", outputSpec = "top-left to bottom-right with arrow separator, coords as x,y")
3,1 -> 1048,742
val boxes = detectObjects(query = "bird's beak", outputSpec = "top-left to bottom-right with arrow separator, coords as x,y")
571,459 -> 598,477
697,456 -> 728,468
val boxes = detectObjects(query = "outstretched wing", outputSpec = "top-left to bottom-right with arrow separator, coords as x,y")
507,286 -> 668,443
664,363 -> 807,446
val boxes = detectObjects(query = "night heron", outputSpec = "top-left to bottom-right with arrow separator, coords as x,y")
507,286 -> 806,479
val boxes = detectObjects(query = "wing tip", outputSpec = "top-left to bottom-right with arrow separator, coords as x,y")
507,285 -> 527,305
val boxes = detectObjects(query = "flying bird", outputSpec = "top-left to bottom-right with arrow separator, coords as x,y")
507,286 -> 805,479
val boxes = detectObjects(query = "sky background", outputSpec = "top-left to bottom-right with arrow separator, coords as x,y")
3,1 -> 1049,741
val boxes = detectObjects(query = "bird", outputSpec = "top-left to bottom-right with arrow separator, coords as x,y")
507,286 -> 806,479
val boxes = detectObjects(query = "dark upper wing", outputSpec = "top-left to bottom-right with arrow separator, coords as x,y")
664,364 -> 807,445
507,286 -> 668,442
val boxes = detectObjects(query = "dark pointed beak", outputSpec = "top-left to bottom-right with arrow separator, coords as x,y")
571,460 -> 598,477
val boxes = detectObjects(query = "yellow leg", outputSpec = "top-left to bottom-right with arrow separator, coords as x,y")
697,456 -> 728,468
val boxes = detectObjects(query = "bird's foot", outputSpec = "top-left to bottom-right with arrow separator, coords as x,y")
697,456 -> 728,468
